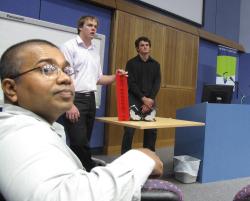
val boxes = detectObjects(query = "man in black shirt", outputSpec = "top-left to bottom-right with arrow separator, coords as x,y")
121,36 -> 161,154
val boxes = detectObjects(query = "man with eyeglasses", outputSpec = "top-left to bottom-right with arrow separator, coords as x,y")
61,16 -> 125,171
0,39 -> 163,201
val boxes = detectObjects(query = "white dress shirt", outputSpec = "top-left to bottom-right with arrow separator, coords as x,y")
60,35 -> 103,93
0,104 -> 155,201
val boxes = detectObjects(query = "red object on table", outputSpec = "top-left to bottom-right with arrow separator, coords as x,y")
116,73 -> 130,121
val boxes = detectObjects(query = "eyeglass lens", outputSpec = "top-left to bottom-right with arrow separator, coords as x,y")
41,64 -> 74,77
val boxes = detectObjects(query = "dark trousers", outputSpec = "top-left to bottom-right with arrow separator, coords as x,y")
121,127 -> 157,154
63,92 -> 96,171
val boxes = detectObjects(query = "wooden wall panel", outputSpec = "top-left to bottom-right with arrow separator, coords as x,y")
163,28 -> 199,88
105,11 -> 199,155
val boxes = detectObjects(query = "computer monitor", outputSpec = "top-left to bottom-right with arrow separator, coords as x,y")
201,84 -> 234,104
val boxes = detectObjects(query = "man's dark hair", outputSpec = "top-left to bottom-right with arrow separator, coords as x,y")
77,15 -> 99,34
0,39 -> 58,80
135,36 -> 151,48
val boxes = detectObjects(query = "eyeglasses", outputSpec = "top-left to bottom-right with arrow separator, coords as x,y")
10,64 -> 74,79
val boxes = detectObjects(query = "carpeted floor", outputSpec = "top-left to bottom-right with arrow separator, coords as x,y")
172,176 -> 250,201
94,146 -> 250,201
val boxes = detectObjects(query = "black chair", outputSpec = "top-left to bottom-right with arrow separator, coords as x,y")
141,179 -> 183,201
233,184 -> 250,201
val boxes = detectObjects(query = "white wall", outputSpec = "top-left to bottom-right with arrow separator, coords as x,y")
239,0 -> 250,53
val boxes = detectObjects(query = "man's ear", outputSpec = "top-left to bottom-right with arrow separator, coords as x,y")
1,79 -> 18,103
78,27 -> 83,32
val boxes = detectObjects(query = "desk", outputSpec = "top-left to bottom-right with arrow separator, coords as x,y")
96,117 -> 204,129
175,103 -> 250,183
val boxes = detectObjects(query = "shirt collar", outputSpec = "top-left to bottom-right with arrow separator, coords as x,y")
2,104 -> 64,137
76,35 -> 95,50
136,54 -> 153,62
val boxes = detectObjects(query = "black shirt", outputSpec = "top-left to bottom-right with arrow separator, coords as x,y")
126,55 -> 161,105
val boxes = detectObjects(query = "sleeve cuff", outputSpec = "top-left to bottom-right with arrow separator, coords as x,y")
106,149 -> 155,185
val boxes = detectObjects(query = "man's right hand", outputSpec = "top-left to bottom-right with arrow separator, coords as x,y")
66,104 -> 80,123
137,148 -> 163,178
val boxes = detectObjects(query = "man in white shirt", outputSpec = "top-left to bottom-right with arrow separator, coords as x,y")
0,39 -> 163,201
61,16 -> 122,171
